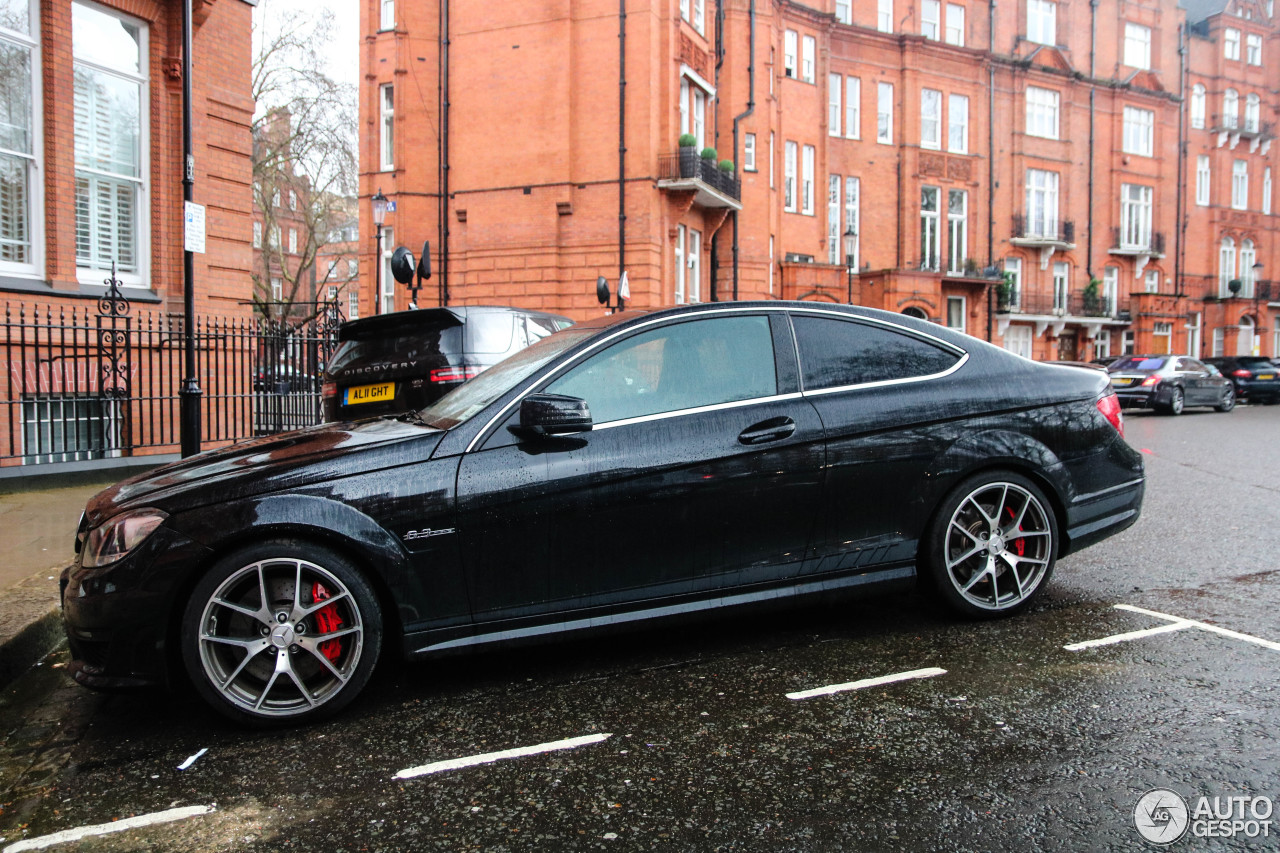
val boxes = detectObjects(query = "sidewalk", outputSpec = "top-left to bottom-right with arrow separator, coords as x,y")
0,474 -> 136,688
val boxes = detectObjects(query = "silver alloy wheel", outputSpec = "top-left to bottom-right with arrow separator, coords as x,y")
1169,387 -> 1184,415
942,481 -> 1053,612
196,557 -> 365,718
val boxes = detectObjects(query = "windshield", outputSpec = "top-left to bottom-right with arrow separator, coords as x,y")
418,328 -> 594,428
1109,356 -> 1166,372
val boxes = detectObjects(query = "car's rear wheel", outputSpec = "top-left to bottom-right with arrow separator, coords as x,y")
180,540 -> 382,727
921,471 -> 1058,618
1215,387 -> 1236,412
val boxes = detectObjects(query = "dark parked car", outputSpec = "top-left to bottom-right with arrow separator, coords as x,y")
1107,354 -> 1235,414
63,303 -> 1143,725
1091,355 -> 1123,368
1203,356 -> 1280,404
321,306 -> 573,421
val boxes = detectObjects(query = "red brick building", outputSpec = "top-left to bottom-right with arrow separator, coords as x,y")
359,0 -> 1277,361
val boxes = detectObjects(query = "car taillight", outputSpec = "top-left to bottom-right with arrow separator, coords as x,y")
1096,390 -> 1124,438
1233,369 -> 1252,378
321,382 -> 337,398
1140,374 -> 1160,387
430,366 -> 481,383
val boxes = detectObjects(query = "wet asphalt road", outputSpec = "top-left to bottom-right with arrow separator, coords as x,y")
3,404 -> 1280,851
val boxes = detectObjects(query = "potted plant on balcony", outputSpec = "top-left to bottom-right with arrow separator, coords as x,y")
996,275 -> 1013,312
717,159 -> 737,197
678,134 -> 698,178
700,147 -> 718,186
1082,277 -> 1103,315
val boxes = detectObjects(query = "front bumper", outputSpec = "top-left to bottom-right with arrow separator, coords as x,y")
61,526 -> 213,690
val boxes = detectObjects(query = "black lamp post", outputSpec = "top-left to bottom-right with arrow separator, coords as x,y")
843,226 -> 857,305
1253,262 -> 1265,355
372,189 -> 388,314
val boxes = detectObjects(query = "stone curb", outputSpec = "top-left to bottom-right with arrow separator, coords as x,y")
0,572 -> 65,691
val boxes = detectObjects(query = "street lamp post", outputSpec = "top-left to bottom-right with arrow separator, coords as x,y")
372,189 -> 388,314
843,226 -> 857,305
1253,262 -> 1264,355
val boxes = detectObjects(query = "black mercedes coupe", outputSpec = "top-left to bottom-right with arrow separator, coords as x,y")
62,303 -> 1144,725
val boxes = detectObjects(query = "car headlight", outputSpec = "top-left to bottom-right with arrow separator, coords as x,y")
82,509 -> 169,568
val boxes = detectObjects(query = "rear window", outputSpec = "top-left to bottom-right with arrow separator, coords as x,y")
1109,356 -> 1166,372
792,316 -> 960,390
328,322 -> 461,373
464,314 -> 517,354
1238,357 -> 1273,368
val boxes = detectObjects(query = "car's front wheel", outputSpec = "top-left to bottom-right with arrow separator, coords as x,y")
1161,386 -> 1184,416
921,471 -> 1058,618
180,540 -> 382,727
1215,387 -> 1236,412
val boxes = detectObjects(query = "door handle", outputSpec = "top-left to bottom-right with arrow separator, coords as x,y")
738,416 -> 796,445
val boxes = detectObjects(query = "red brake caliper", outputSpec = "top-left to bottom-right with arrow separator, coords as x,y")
1005,507 -> 1026,556
311,582 -> 343,662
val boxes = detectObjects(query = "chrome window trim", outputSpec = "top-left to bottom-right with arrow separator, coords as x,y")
801,352 -> 969,397
465,306 -> 779,453
591,391 -> 807,432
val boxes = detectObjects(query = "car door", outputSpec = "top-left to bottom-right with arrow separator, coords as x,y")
786,311 -> 968,576
454,311 -> 825,624
1177,357 -> 1211,405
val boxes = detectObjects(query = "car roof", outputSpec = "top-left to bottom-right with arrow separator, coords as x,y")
338,305 -> 572,341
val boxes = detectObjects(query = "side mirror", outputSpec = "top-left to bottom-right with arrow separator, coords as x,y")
596,276 -> 611,306
418,241 -> 432,280
510,393 -> 592,438
390,247 -> 416,284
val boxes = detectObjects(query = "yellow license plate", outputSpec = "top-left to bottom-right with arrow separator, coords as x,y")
1110,377 -> 1133,387
1259,374 -> 1275,380
344,382 -> 395,405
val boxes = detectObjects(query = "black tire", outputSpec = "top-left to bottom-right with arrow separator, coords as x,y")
920,470 -> 1058,619
180,539 -> 382,727
1161,386 -> 1184,416
1215,387 -> 1236,412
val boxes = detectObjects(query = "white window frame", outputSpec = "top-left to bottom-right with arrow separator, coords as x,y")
784,30 -> 797,78
288,228 -> 297,254
693,0 -> 705,35
679,75 -> 710,150
922,0 -> 940,39
946,296 -> 966,332
1145,269 -> 1159,294
271,277 -> 282,302
802,144 -> 815,215
878,0 -> 893,32
73,1 -> 150,288
769,132 -> 775,188
1190,84 -> 1206,129
877,82 -> 894,144
1240,239 -> 1256,297
687,228 -> 702,303
920,186 -> 940,271
1264,167 -> 1273,216
947,189 -> 967,274
327,283 -> 339,301
1004,325 -> 1033,359
845,176 -> 860,271
1232,159 -> 1248,210
948,94 -> 968,154
379,83 -> 394,171
784,140 -> 797,212
289,189 -> 297,211
920,89 -> 941,150
1245,94 -> 1260,133
1120,184 -> 1152,249
380,226 -> 395,313
845,77 -> 861,139
801,36 -> 815,83
945,3 -> 965,45
1224,27 -> 1240,60
828,175 -> 842,265
1026,86 -> 1059,139
1224,89 -> 1239,129
1196,155 -> 1210,206
1124,23 -> 1151,70
743,133 -> 756,171
1219,236 -> 1236,296
1103,266 -> 1119,316
348,290 -> 359,320
1025,169 -> 1059,239
1027,0 -> 1056,46
1053,261 -> 1069,312
1004,257 -> 1023,309
1246,33 -> 1262,65
829,74 -> 842,136
1152,322 -> 1172,354
1122,106 -> 1154,156
835,0 -> 852,24
253,221 -> 262,249
380,0 -> 394,30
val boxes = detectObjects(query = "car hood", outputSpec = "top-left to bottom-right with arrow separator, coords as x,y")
84,417 -> 444,526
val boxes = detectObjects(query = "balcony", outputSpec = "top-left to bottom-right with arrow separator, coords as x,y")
998,291 -> 1116,318
657,151 -> 742,210
1207,114 -> 1275,153
1009,214 -> 1076,268
1109,227 -> 1165,277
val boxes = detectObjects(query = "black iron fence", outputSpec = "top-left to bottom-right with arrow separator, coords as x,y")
1,281 -> 341,466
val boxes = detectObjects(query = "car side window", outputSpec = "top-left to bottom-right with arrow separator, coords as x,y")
546,315 -> 777,424
792,315 -> 960,391
465,314 -> 517,354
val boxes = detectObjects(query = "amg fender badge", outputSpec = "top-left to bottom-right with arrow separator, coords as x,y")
403,527 -> 456,541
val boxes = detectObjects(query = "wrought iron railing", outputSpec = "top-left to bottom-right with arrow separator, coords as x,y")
1012,214 -> 1075,244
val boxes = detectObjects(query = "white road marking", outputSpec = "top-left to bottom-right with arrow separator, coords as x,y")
786,667 -> 947,701
393,733 -> 612,780
1063,620 -> 1195,651
1064,603 -> 1280,653
2,805 -> 213,852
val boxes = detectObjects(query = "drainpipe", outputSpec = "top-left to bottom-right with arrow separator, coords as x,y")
1176,23 -> 1187,299
619,0 -> 627,309
440,0 -> 451,305
986,0 -> 996,341
1086,0 -> 1097,284
731,0 -> 756,301
710,0 -> 725,301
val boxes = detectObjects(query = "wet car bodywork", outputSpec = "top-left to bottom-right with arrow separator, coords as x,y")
1203,356 -> 1280,404
1107,354 -> 1235,415
62,302 -> 1144,724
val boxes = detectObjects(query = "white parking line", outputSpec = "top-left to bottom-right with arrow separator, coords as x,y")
786,667 -> 947,701
393,733 -> 612,780
2,805 -> 214,852
1064,603 -> 1280,653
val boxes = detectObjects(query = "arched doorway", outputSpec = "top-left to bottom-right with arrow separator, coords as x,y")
902,307 -> 928,320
